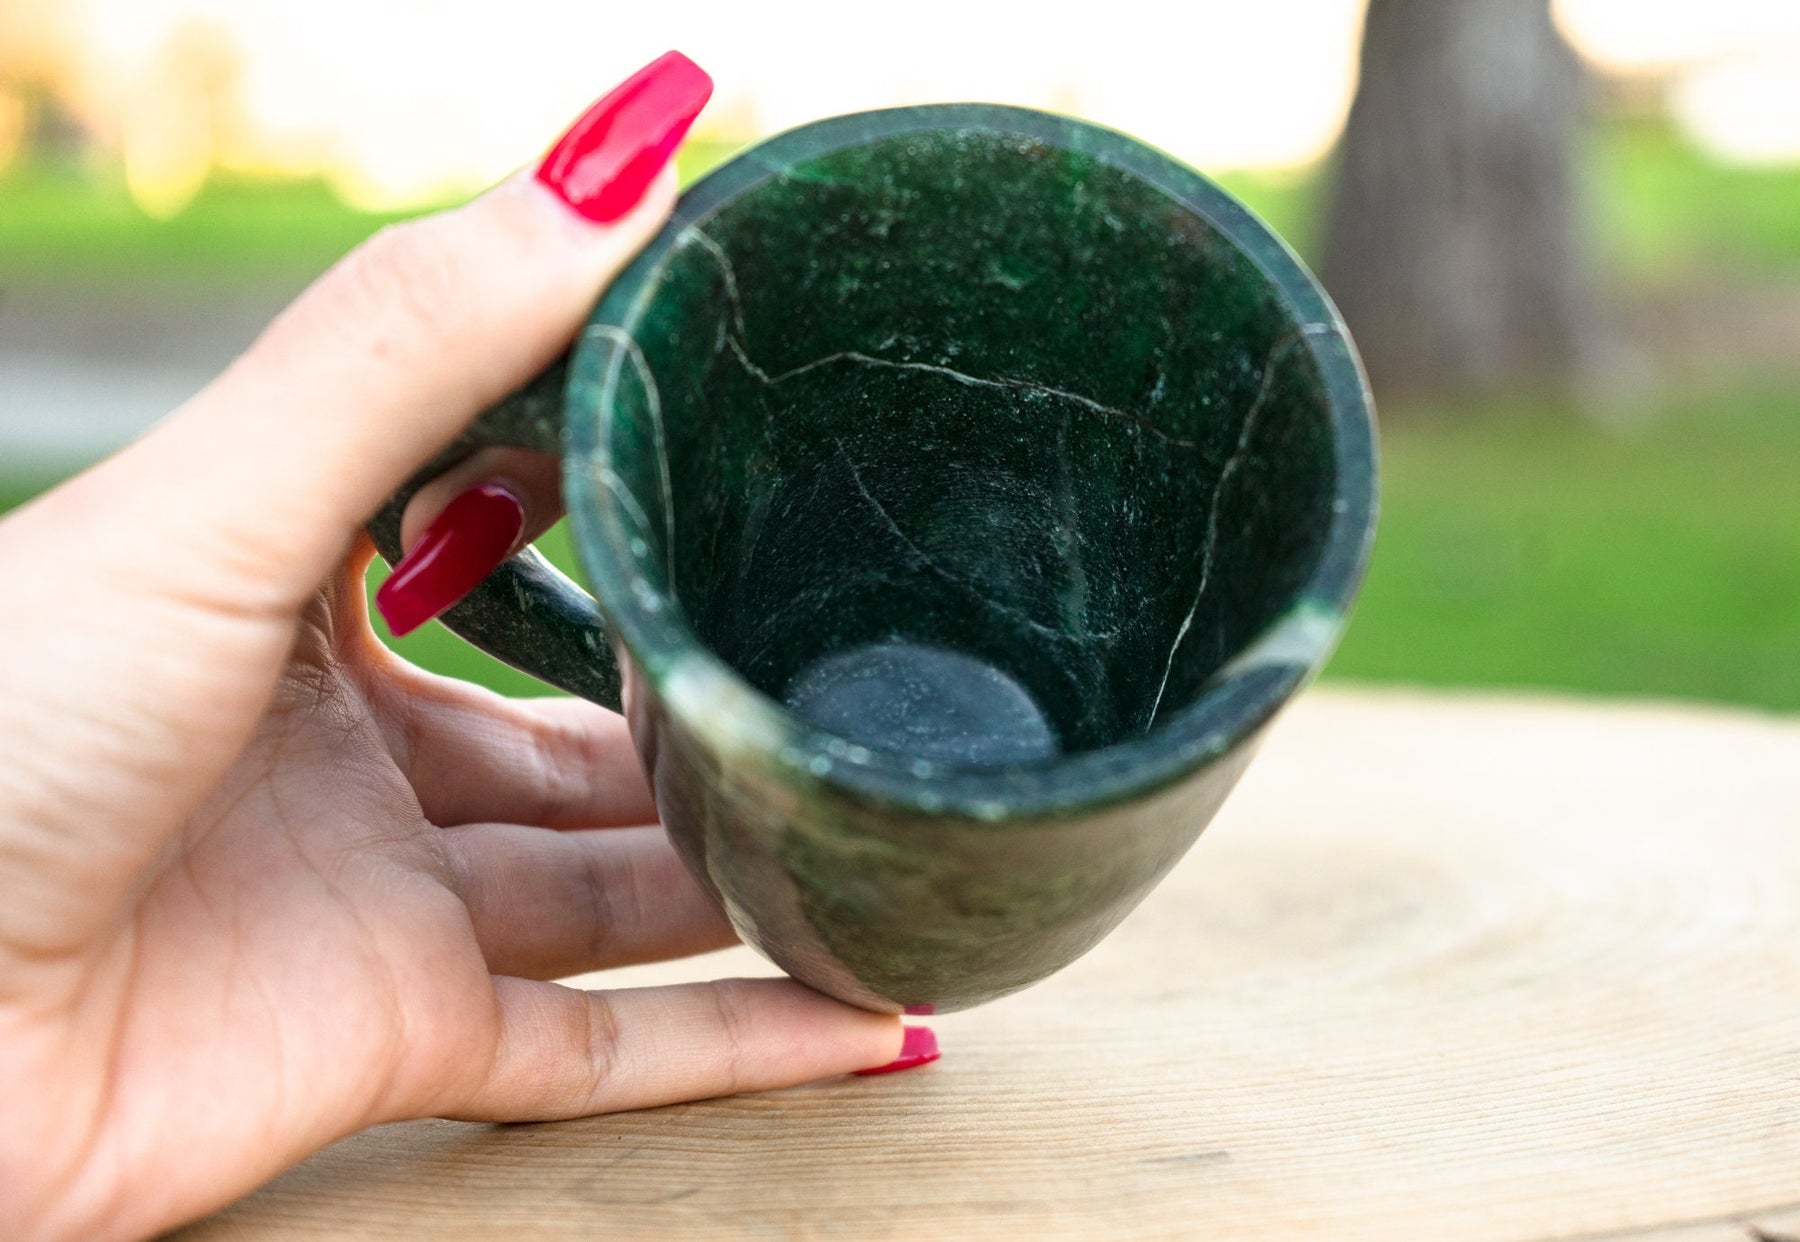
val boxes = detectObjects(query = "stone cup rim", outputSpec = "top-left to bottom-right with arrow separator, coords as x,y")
564,102 -> 1378,821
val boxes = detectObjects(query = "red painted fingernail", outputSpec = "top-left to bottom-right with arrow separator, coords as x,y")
855,1025 -> 941,1076
535,50 -> 713,224
375,483 -> 526,637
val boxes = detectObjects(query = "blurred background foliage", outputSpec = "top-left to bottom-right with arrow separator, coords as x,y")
2,0 -> 1797,710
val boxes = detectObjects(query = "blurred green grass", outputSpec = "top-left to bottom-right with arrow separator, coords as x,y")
7,386 -> 1797,716
8,381 -> 1791,711
1329,383 -> 1800,709
9,126 -> 1798,286
1595,125 -> 1800,283
0,169 -> 406,287
0,142 -> 744,287
350,380 -> 1800,712
4,126 -> 1798,712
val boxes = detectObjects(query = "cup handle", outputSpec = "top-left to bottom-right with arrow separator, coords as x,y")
366,349 -> 623,711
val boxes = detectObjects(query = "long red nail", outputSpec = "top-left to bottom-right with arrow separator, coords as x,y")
376,483 -> 526,637
536,51 -> 713,224
855,1026 -> 941,1076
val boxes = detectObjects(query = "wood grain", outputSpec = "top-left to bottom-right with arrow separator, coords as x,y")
177,689 -> 1800,1240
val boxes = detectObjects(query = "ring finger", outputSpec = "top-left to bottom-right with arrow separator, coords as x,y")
439,821 -> 735,979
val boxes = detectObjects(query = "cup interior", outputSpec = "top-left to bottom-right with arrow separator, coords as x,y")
594,122 -> 1342,766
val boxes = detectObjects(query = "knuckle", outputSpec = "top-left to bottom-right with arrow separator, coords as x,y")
331,217 -> 471,353
579,994 -> 625,1102
577,842 -> 626,963
706,981 -> 756,1096
520,726 -> 576,827
525,712 -> 607,826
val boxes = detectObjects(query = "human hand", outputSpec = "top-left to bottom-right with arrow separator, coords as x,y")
0,52 -> 901,1242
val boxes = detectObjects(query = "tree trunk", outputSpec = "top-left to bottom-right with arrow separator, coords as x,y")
1320,0 -> 1598,406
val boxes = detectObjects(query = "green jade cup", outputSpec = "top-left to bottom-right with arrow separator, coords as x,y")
372,104 -> 1378,1014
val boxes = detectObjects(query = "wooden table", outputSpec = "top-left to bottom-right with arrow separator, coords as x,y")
180,689 -> 1800,1240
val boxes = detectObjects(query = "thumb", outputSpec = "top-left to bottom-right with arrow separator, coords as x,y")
0,52 -> 709,957
113,49 -> 709,620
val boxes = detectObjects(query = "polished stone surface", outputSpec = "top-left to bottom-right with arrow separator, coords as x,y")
379,105 -> 1378,1012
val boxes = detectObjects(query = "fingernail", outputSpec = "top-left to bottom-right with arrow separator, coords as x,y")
375,483 -> 526,637
854,1025 -> 941,1076
535,50 -> 713,224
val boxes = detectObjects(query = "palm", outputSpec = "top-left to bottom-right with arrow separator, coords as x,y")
13,572 -> 812,1239
115,661 -> 499,1201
